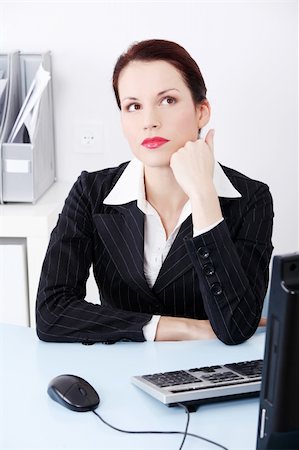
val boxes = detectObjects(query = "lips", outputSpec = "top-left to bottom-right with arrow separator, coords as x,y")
141,137 -> 170,149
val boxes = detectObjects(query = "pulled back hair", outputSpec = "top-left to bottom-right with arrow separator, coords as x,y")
112,39 -> 207,110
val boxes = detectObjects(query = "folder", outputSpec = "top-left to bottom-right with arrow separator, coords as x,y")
0,52 -> 55,203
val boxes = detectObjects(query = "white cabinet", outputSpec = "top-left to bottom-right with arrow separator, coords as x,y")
0,182 -> 71,327
0,238 -> 29,326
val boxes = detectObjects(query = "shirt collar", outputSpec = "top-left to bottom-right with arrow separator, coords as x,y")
103,157 -> 241,206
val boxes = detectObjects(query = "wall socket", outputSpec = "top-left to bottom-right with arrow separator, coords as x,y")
73,120 -> 104,154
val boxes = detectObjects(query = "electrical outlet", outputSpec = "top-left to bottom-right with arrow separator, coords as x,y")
73,120 -> 104,154
81,132 -> 95,146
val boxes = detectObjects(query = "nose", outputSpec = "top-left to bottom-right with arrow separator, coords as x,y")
143,107 -> 160,130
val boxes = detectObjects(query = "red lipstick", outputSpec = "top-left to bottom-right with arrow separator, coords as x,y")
141,136 -> 169,149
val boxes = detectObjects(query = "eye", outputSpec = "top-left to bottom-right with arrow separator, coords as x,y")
126,103 -> 141,112
161,96 -> 176,106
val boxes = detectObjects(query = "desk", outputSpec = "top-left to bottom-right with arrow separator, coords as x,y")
0,324 -> 265,450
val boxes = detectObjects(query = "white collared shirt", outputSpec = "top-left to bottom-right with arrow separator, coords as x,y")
104,158 -> 241,341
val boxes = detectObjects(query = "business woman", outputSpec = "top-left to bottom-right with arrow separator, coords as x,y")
36,39 -> 274,345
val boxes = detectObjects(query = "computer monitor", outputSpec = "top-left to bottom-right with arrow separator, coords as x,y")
256,253 -> 299,450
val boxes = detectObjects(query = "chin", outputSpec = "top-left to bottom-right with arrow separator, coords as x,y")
139,153 -> 172,168
133,147 -> 175,168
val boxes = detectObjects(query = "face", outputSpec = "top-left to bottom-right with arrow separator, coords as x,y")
118,60 -> 210,168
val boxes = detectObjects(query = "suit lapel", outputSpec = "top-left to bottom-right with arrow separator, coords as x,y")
153,215 -> 193,294
219,197 -> 237,229
93,202 -> 158,301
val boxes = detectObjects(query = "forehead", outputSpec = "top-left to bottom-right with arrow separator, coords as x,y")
118,60 -> 188,97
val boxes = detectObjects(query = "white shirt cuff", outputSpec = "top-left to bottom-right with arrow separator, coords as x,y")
143,315 -> 161,341
193,217 -> 224,237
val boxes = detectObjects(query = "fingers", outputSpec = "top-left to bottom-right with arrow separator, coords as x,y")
258,317 -> 267,327
205,129 -> 215,151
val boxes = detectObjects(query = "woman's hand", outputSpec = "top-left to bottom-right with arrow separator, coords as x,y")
155,316 -> 268,341
170,129 -> 223,230
170,129 -> 215,198
155,316 -> 217,341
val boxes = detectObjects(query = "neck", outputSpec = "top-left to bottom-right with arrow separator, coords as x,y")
144,165 -> 188,213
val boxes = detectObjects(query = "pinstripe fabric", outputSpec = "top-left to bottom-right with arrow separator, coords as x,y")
36,161 -> 274,344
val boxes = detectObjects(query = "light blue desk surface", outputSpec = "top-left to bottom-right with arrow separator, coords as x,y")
0,324 -> 266,450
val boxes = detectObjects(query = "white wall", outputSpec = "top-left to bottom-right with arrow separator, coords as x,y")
1,0 -> 298,256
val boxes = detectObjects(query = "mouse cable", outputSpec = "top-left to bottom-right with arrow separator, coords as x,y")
92,402 -> 229,450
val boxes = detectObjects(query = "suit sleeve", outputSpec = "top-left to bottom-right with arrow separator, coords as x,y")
185,183 -> 274,345
35,175 -> 152,343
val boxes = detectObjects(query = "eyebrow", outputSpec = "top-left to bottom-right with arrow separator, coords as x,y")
121,88 -> 180,102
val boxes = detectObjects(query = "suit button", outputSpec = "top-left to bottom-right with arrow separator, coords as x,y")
198,247 -> 210,259
203,263 -> 215,276
211,282 -> 223,296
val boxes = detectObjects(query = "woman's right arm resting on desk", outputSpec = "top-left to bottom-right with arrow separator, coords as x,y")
36,170 -> 153,343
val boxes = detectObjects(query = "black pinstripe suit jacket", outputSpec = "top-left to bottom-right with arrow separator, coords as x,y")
36,161 -> 274,345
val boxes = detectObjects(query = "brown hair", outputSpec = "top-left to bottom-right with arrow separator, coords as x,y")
112,39 -> 207,110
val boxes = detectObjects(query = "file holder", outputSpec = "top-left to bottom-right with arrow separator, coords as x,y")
0,52 -> 20,203
0,52 -> 55,203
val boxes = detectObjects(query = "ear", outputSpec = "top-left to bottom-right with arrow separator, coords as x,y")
196,99 -> 211,129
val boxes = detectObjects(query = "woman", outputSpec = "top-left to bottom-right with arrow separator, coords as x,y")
36,39 -> 273,345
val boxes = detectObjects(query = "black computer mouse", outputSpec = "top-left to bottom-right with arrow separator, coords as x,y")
47,374 -> 100,412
